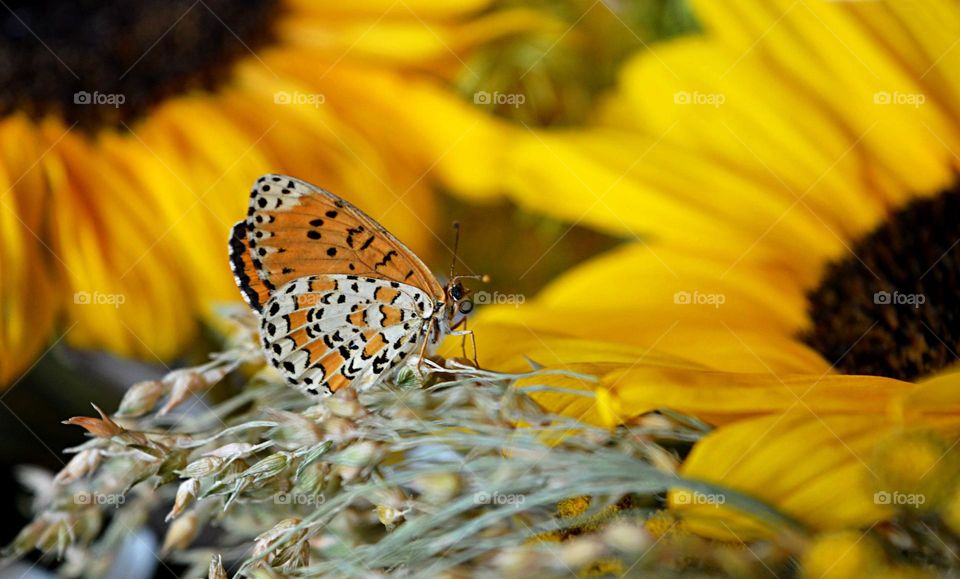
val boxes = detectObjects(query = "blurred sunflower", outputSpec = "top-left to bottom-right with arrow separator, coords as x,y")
0,0 -> 549,383
447,0 -> 960,551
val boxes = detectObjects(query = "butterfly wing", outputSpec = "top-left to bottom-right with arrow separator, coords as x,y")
260,274 -> 434,395
244,174 -> 444,300
229,221 -> 271,313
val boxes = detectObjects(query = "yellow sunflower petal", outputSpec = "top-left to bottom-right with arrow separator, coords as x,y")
878,0 -> 960,123
463,241 -> 830,374
676,408 -> 960,539
674,413 -> 892,539
44,122 -> 196,359
689,0 -> 958,197
116,97 -> 270,313
607,368 -> 911,427
280,3 -> 554,72
896,369 -> 960,419
0,115 -> 62,384
499,0 -> 960,271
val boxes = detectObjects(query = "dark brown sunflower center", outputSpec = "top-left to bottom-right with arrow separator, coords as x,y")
0,0 -> 279,132
803,187 -> 960,381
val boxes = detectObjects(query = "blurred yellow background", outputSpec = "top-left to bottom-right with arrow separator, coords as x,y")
0,0 -> 692,384
3,1 -> 960,576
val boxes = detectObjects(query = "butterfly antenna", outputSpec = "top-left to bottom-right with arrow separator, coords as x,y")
449,221 -> 461,280
448,222 -> 491,285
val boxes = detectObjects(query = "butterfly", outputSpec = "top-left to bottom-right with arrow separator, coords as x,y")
229,174 -> 483,396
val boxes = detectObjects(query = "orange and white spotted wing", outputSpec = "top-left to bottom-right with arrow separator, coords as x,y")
231,174 -> 446,396
244,174 -> 442,299
258,274 -> 435,395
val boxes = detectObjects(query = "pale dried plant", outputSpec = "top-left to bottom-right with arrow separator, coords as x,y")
4,309 -> 796,578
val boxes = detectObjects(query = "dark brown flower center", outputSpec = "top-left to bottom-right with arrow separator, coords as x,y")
0,0 -> 279,132
803,187 -> 960,381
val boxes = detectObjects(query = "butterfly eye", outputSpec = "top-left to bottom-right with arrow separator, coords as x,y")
449,283 -> 464,301
458,300 -> 474,314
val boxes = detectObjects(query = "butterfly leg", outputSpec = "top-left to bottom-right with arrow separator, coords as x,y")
416,336 -> 429,374
448,328 -> 479,368
415,318 -> 437,375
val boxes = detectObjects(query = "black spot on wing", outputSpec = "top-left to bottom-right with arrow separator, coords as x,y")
374,250 -> 398,270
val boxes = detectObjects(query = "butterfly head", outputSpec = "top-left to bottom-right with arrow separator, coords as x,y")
444,222 -> 489,319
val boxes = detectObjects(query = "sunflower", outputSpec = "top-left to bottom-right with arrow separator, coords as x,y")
444,0 -> 960,556
0,0 -> 542,383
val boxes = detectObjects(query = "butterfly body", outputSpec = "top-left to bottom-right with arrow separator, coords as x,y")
230,174 -> 472,396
